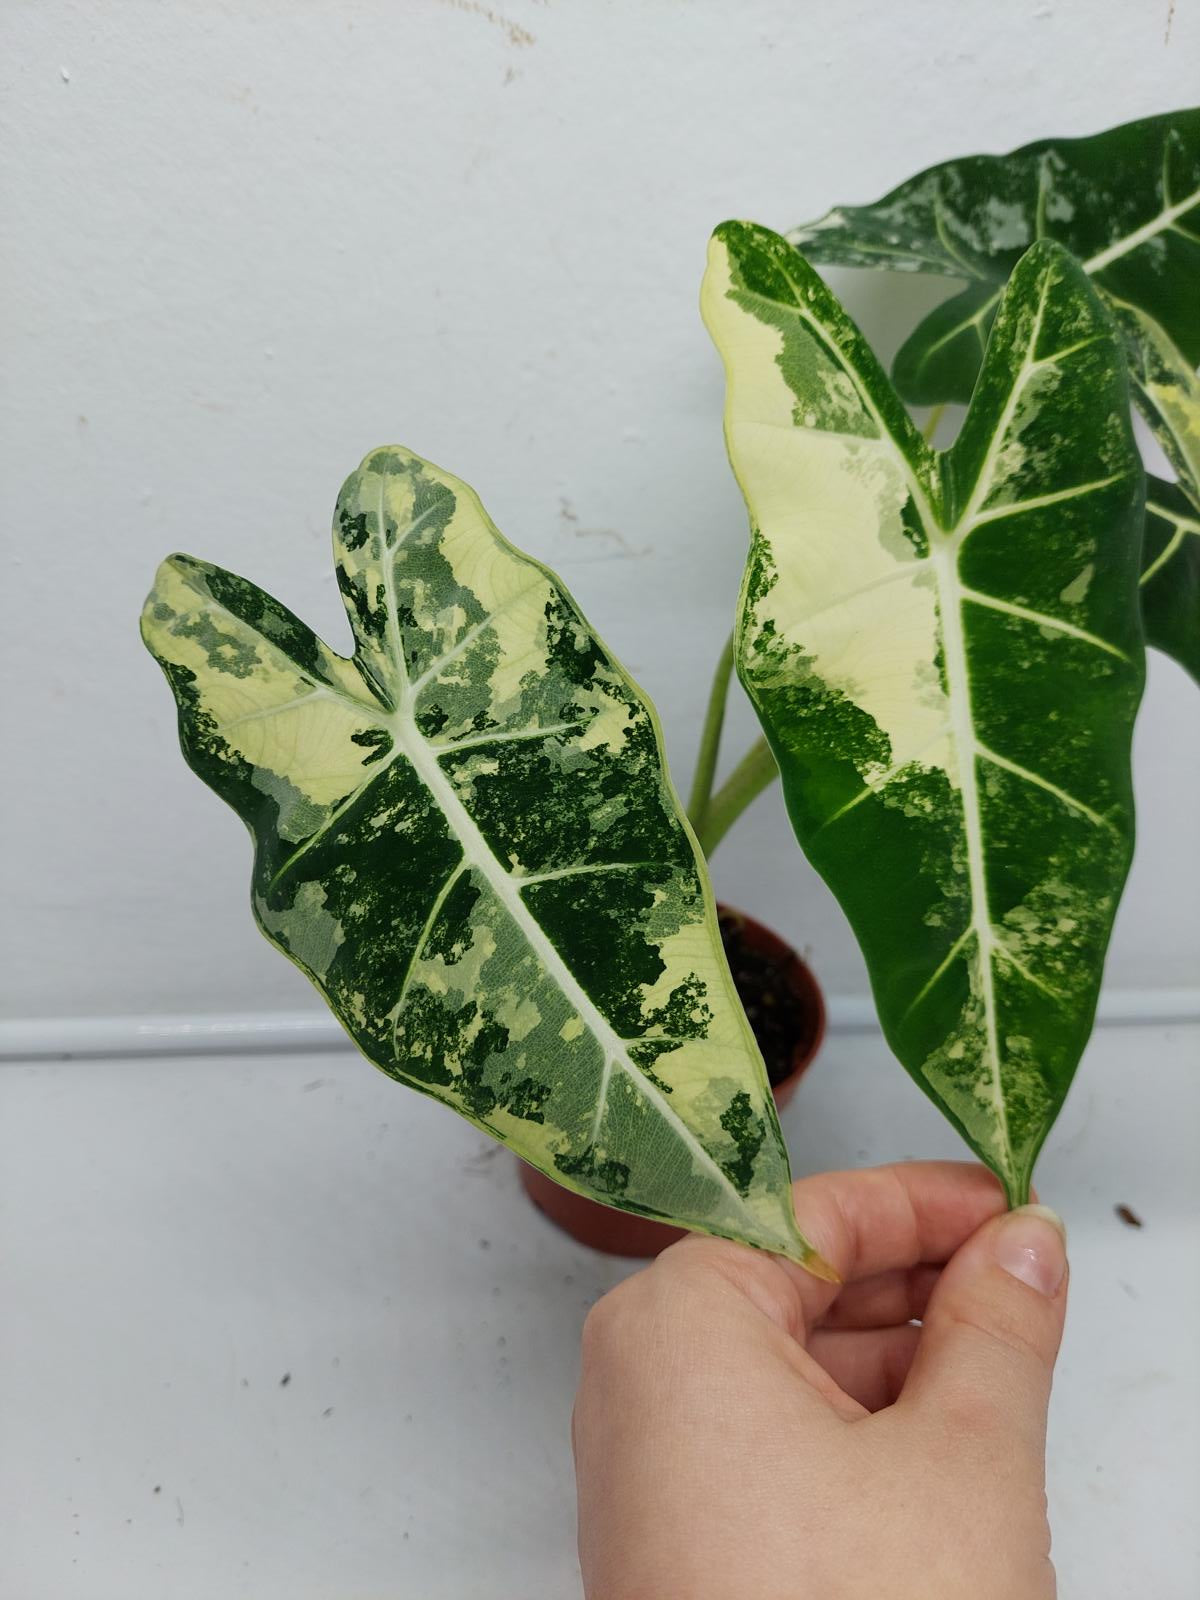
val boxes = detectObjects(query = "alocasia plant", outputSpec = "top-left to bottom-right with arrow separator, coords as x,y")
141,446 -> 830,1273
787,108 -> 1200,682
143,108 -> 1196,1259
701,225 -> 1144,1205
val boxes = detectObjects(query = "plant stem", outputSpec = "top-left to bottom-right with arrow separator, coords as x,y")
694,736 -> 779,856
687,631 -> 736,833
922,402 -> 946,443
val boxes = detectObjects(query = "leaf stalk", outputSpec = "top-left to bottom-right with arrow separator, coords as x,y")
686,631 -> 736,833
694,736 -> 779,856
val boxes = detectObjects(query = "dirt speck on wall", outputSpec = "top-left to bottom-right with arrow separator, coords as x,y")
436,0 -> 536,48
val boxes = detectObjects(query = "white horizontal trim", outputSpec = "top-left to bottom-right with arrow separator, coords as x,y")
825,989 -> 1200,1031
2,990 -> 1198,1062
0,1011 -> 350,1061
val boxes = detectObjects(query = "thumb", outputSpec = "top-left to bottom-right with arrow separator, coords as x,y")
902,1204 -> 1068,1462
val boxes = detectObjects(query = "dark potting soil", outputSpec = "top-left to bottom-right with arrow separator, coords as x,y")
718,913 -> 815,1088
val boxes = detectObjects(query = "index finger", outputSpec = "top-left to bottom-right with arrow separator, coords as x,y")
670,1160 -> 1008,1337
782,1161 -> 1009,1328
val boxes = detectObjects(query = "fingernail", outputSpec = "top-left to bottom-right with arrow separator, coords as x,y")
992,1205 -> 1068,1297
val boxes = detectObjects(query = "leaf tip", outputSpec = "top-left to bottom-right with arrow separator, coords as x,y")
799,1248 -> 841,1284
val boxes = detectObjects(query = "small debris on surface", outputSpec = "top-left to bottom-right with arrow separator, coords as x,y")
279,1372 -> 292,1387
1114,1203 -> 1144,1229
463,1142 -> 501,1171
322,1407 -> 334,1418
478,1237 -> 491,1250
153,1485 -> 161,1495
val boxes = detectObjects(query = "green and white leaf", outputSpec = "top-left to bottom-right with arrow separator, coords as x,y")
703,225 -> 1145,1204
141,446 -> 826,1268
1141,478 -> 1200,681
787,107 -> 1200,405
1116,301 -> 1200,681
1117,299 -> 1200,501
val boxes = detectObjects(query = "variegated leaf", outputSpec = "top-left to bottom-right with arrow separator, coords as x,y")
702,225 -> 1144,1204
787,108 -> 1200,406
1142,477 -> 1200,682
1116,302 -> 1200,682
141,447 -> 827,1269
1117,300 -> 1200,499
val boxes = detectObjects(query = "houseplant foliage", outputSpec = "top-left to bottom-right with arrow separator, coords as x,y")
1119,304 -> 1200,681
787,107 -> 1200,681
702,226 -> 1144,1205
141,447 -> 830,1272
143,109 -> 1194,1264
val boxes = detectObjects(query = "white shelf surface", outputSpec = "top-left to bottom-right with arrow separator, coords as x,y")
2,1022 -> 1197,1599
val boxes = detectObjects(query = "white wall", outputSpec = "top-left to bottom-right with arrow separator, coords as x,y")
3,0 -> 1197,1023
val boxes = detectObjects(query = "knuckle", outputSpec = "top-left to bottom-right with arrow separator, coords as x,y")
578,1292 -> 622,1364
944,1289 -> 1056,1369
579,1273 -> 652,1362
934,1377 -> 1012,1445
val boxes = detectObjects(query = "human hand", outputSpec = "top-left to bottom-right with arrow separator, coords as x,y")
572,1162 -> 1068,1599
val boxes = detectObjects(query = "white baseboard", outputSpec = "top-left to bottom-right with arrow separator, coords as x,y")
2,989 -> 1198,1062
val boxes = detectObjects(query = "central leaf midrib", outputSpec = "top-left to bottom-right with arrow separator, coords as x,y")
902,287 -> 1054,1185
388,711 -> 752,1212
913,286 -> 1055,1181
928,535 -> 1012,1177
257,647 -> 762,1212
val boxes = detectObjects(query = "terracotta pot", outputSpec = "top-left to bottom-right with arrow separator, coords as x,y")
518,904 -> 826,1257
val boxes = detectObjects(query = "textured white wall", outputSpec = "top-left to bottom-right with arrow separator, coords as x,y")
2,0 -> 1197,1021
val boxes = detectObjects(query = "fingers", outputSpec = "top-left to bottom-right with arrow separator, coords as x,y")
776,1161 -> 1008,1329
817,1263 -> 942,1330
808,1324 -> 921,1412
662,1160 -> 1005,1355
900,1205 -> 1069,1464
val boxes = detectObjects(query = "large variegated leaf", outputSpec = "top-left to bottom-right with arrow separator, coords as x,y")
702,226 -> 1145,1203
141,447 -> 827,1269
787,108 -> 1200,405
1118,303 -> 1200,681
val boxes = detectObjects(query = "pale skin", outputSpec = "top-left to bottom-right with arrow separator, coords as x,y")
572,1162 -> 1069,1599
